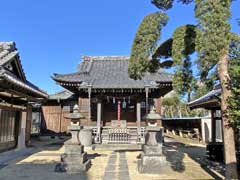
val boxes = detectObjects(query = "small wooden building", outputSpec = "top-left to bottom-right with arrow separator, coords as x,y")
188,85 -> 222,144
42,56 -> 173,144
0,42 -> 48,152
188,85 -> 240,161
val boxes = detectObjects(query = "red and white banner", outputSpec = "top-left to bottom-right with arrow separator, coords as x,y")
118,101 -> 121,127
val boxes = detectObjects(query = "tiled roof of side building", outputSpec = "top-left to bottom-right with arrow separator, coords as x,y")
53,56 -> 173,89
188,85 -> 221,109
0,42 -> 48,98
49,90 -> 76,100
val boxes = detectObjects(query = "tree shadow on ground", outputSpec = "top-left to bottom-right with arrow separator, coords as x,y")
164,141 -> 186,172
180,145 -> 225,180
114,149 -> 142,153
87,153 -> 103,160
0,159 -> 88,180
166,136 -> 225,180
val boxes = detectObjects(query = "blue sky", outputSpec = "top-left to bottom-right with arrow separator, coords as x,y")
1,0 -> 239,94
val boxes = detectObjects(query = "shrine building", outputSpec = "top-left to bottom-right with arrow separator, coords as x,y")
42,56 -> 173,144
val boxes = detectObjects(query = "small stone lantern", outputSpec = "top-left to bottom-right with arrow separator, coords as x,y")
64,104 -> 84,144
138,106 -> 169,174
56,104 -> 91,174
144,107 -> 161,127
66,104 -> 84,126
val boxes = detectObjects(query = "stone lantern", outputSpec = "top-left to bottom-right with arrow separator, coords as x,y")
138,106 -> 169,174
56,104 -> 91,174
66,104 -> 84,125
144,107 -> 161,127
64,104 -> 84,144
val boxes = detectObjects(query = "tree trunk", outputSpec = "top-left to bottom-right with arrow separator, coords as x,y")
218,52 -> 238,180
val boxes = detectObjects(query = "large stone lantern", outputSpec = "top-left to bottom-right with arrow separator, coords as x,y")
65,104 -> 84,144
56,104 -> 91,174
66,104 -> 84,125
138,107 -> 169,174
144,107 -> 161,127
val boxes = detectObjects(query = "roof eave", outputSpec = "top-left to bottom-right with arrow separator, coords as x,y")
2,72 -> 48,99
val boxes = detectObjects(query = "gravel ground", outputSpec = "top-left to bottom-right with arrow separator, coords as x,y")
0,135 -> 220,180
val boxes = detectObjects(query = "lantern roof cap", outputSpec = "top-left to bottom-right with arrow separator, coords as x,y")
144,107 -> 161,120
65,104 -> 85,120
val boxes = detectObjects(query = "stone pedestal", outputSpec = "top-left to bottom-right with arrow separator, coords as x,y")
79,128 -> 92,147
138,127 -> 170,174
56,125 -> 91,173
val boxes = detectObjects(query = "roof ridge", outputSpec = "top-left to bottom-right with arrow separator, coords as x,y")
82,55 -> 130,61
0,42 -> 17,60
50,89 -> 73,96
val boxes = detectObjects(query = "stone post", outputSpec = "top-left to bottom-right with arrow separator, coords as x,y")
136,102 -> 141,142
96,101 -> 102,143
18,111 -> 27,149
211,110 -> 216,143
25,104 -> 32,146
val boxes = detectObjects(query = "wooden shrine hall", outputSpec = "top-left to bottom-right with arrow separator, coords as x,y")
46,56 -> 173,144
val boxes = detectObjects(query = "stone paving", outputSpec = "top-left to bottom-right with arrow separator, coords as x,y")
0,136 -> 218,180
102,152 -> 130,180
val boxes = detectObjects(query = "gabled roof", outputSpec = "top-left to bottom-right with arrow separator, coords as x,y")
188,85 -> 221,109
0,42 -> 48,98
53,56 -> 173,89
49,90 -> 76,100
0,42 -> 26,81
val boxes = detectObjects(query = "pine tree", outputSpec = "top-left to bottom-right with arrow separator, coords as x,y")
172,25 -> 197,102
195,1 -> 238,178
128,12 -> 168,79
129,0 -> 239,178
229,40 -> 240,128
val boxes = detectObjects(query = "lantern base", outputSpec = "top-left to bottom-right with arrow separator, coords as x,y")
138,127 -> 170,174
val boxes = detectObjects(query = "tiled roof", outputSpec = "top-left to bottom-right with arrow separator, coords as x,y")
0,42 -> 26,80
188,85 -> 221,109
0,42 -> 48,98
53,56 -> 173,89
49,90 -> 76,100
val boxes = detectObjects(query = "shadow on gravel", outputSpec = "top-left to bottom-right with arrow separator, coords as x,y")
165,137 -> 224,180
0,160 -> 88,180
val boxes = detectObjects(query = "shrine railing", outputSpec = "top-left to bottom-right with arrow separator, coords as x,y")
108,128 -> 130,144
91,126 -> 146,144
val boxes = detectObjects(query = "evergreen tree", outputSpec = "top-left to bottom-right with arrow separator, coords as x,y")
128,12 -> 168,79
173,56 -> 196,102
129,0 -> 239,178
172,25 -> 197,102
229,40 -> 240,128
195,1 -> 238,178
